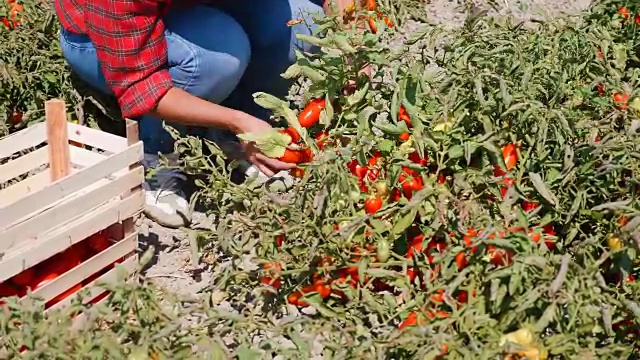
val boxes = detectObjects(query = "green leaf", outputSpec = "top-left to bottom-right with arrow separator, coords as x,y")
529,172 -> 557,205
237,130 -> 290,158
296,33 -> 330,47
392,207 -> 418,236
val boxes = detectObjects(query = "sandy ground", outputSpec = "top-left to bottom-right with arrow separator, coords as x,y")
140,0 -> 593,297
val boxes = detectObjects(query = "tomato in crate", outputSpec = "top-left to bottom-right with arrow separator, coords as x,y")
0,282 -> 19,304
88,230 -> 111,253
46,283 -> 83,308
9,267 -> 36,288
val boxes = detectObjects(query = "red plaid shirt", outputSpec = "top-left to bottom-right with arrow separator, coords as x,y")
55,0 -> 206,118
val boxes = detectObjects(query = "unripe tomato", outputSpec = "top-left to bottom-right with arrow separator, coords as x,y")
373,181 -> 389,197
376,239 -> 390,262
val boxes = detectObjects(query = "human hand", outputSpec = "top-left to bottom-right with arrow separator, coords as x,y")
234,112 -> 296,177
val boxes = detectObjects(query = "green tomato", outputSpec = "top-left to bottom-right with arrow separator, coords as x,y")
377,239 -> 390,262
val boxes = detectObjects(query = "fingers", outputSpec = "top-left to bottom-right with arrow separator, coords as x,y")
254,162 -> 275,177
256,153 -> 296,172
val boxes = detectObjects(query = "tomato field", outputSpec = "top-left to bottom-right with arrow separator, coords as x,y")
2,0 -> 640,359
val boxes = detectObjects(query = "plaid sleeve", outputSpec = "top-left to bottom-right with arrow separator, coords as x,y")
84,0 -> 173,119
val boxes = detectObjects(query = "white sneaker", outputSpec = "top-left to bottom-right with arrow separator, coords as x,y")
142,154 -> 191,229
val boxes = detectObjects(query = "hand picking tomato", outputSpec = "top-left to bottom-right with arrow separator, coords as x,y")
364,196 -> 383,214
298,98 -> 326,128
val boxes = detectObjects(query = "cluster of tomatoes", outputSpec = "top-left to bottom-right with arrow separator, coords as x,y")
0,0 -> 23,29
617,6 -> 640,25
0,230 -> 116,309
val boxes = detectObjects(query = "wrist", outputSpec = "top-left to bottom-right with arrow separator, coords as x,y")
226,109 -> 251,134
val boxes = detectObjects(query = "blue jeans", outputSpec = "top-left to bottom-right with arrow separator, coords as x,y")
59,0 -> 323,154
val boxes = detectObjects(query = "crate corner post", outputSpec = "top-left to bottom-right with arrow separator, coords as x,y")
45,99 -> 71,182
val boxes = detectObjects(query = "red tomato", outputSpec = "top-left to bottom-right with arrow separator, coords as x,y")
364,196 -> 383,214
613,92 -> 629,110
88,231 -> 111,253
289,167 -> 305,178
635,14 -> 640,25
298,98 -> 326,128
502,143 -> 518,170
522,200 -> 538,212
362,0 -> 376,11
398,132 -> 410,141
618,7 -> 630,19
487,246 -> 513,266
408,151 -> 428,166
406,234 -> 425,258
426,240 -> 446,264
280,127 -> 301,143
10,111 -> 22,125
279,148 -> 313,164
10,268 -> 36,287
383,16 -> 393,28
390,188 -> 402,202
347,159 -> 368,179
398,105 -> 412,127
399,311 -> 418,329
0,282 -> 19,304
431,289 -> 444,303
29,272 -> 59,292
455,252 -> 468,270
261,263 -> 283,290
456,289 -> 476,304
368,17 -> 377,33
315,131 -> 329,149
276,234 -> 284,247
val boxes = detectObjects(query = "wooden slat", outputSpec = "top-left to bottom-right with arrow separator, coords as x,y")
0,141 -> 143,228
0,167 -> 144,250
0,170 -> 53,206
69,146 -> 108,168
47,255 -> 137,313
0,146 -> 49,183
0,191 -> 143,282
67,123 -> 128,154
45,100 -> 71,181
0,122 -> 46,158
29,233 -> 136,306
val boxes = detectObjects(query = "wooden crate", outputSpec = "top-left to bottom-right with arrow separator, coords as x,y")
0,99 -> 143,313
